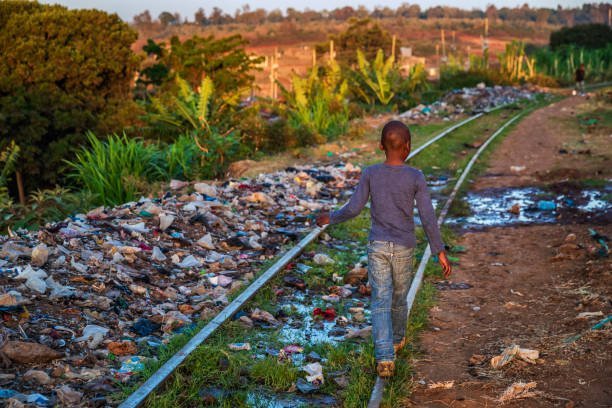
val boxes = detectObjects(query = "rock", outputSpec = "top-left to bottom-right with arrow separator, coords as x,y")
508,203 -> 520,215
346,326 -> 372,339
23,369 -> 52,385
251,308 -> 279,325
56,385 -> 83,406
107,341 -> 137,356
0,341 -> 63,365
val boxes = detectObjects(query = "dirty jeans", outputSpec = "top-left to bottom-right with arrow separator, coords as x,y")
367,241 -> 415,363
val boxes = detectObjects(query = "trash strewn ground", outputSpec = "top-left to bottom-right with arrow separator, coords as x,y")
0,163 -> 364,406
398,85 -> 537,121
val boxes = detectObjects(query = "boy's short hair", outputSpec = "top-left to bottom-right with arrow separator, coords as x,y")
381,120 -> 411,151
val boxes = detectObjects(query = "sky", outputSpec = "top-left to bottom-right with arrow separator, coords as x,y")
39,0 -> 590,22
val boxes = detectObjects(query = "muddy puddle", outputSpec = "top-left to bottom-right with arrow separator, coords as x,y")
276,291 -> 368,345
448,184 -> 611,228
247,391 -> 338,408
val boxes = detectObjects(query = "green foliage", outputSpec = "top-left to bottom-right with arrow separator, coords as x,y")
279,61 -> 350,144
67,133 -> 159,206
157,35 -> 262,97
534,44 -> 612,84
352,49 -> 429,111
153,134 -> 201,181
150,76 -> 224,132
0,3 -> 141,192
355,49 -> 396,106
499,41 -> 535,82
550,24 -> 612,51
0,141 -> 19,208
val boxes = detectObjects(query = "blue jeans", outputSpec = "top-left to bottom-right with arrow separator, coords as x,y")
367,241 -> 415,362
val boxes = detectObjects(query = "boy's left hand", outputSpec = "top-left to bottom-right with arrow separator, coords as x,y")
438,251 -> 452,279
316,212 -> 330,227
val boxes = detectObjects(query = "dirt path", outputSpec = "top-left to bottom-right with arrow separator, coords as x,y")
407,95 -> 611,407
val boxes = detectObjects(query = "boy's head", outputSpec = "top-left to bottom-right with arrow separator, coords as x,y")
380,120 -> 411,160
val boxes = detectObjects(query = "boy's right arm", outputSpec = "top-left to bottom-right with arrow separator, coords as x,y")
316,169 -> 370,226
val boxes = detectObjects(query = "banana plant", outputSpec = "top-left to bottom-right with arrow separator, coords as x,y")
355,49 -> 396,106
279,60 -> 349,143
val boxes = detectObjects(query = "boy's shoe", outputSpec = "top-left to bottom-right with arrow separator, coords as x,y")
393,337 -> 407,354
376,361 -> 395,378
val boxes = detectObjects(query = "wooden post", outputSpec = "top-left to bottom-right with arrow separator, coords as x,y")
269,54 -> 275,98
391,34 -> 396,60
312,48 -> 316,68
15,171 -> 26,205
441,29 -> 446,58
329,40 -> 334,62
485,17 -> 489,37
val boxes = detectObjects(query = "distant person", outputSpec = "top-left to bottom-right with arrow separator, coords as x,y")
575,63 -> 585,95
316,120 -> 451,378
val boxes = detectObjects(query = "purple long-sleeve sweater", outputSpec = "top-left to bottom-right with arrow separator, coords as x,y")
329,163 -> 445,254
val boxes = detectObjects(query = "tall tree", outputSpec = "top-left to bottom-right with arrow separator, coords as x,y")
0,4 -> 141,191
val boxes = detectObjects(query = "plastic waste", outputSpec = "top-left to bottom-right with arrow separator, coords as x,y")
176,255 -> 201,268
302,362 -> 324,384
74,325 -> 110,349
30,244 -> 49,267
158,213 -> 175,231
151,246 -> 167,262
313,253 -> 334,265
537,200 -> 556,211
228,343 -> 251,351
196,233 -> 215,250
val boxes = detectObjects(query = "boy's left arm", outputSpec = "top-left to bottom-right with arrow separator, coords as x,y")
415,172 -> 452,278
316,169 -> 370,227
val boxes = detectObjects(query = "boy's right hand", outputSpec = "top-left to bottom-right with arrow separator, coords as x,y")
316,212 -> 330,227
438,251 -> 452,279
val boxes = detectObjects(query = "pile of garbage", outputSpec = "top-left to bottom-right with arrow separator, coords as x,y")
399,84 -> 539,121
0,163 -> 362,407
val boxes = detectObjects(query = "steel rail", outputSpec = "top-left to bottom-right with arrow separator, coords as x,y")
119,105 -> 512,408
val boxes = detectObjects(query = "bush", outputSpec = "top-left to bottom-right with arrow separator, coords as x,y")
279,62 -> 349,145
67,133 -> 159,206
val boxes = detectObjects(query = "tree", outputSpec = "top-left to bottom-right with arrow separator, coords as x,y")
0,4 -> 141,192
550,24 -> 612,50
194,8 -> 207,25
325,19 -> 394,66
133,10 -> 152,27
158,11 -> 177,27
161,35 -> 262,97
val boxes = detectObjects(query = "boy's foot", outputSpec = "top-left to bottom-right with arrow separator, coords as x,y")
377,361 -> 395,378
393,337 -> 407,354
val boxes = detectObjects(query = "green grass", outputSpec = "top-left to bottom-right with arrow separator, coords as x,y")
129,98 -> 558,407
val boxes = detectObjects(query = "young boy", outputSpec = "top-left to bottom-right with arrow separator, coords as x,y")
316,120 -> 452,378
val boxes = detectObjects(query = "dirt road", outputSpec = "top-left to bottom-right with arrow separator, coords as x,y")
407,94 -> 611,407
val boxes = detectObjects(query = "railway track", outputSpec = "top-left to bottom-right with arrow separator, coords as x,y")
119,102 -> 525,408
